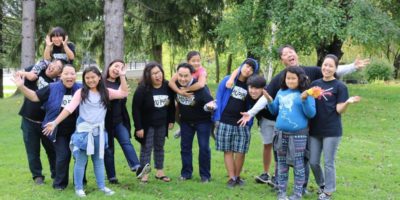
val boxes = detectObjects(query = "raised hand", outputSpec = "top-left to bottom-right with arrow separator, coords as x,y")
12,72 -> 25,87
62,35 -> 69,46
45,35 -> 53,47
237,112 -> 251,127
347,96 -> 361,104
354,56 -> 370,70
118,63 -> 127,76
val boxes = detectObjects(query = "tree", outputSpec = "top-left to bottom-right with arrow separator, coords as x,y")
21,0 -> 36,68
104,0 -> 124,67
0,0 -> 4,98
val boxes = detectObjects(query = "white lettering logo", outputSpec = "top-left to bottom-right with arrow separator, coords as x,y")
61,95 -> 72,107
177,94 -> 195,106
231,86 -> 247,101
37,77 -> 49,89
53,53 -> 67,61
153,95 -> 169,108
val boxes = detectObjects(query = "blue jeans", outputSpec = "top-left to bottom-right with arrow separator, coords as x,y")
21,118 -> 56,180
180,121 -> 212,179
104,123 -> 140,179
73,135 -> 105,190
309,136 -> 341,193
52,134 -> 72,189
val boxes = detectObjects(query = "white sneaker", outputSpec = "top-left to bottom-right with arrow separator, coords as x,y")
137,163 -> 151,179
100,187 -> 115,196
75,189 -> 86,197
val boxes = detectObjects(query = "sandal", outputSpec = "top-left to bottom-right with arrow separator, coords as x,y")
155,175 -> 171,182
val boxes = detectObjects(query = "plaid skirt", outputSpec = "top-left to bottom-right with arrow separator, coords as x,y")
215,122 -> 251,153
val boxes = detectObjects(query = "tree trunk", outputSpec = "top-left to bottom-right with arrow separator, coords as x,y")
316,35 -> 344,66
104,0 -> 124,68
226,53 -> 233,75
394,53 -> 400,79
152,44 -> 162,64
21,0 -> 36,69
215,48 -> 220,83
0,0 -> 3,98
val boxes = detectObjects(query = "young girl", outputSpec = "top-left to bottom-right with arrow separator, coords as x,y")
307,55 -> 361,200
43,66 -> 129,197
102,59 -> 140,184
44,26 -> 75,64
132,62 -> 175,183
263,67 -> 316,200
168,51 -> 208,138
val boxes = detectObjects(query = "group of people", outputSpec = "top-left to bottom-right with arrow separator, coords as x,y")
13,26 -> 367,200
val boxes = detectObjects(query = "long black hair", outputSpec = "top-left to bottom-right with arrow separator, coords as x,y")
102,59 -> 125,83
139,62 -> 165,90
280,66 -> 310,92
81,66 -> 109,108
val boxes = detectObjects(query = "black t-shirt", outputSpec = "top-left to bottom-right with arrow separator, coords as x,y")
18,68 -> 55,121
309,79 -> 349,137
176,80 -> 213,124
105,80 -> 123,126
51,43 -> 75,64
36,86 -> 77,136
221,80 -> 249,125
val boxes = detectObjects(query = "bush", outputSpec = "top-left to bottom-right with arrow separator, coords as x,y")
341,70 -> 367,84
365,60 -> 394,82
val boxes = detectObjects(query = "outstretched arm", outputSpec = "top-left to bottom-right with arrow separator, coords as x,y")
337,57 -> 370,77
12,73 -> 40,102
337,96 -> 361,114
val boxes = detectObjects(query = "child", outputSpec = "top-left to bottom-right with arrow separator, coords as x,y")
44,26 -> 75,64
307,55 -> 361,200
169,51 -> 208,138
213,58 -> 259,188
43,66 -> 129,197
263,66 -> 316,200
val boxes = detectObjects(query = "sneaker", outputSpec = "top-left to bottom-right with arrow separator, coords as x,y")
200,177 -> 210,183
75,189 -> 86,197
236,176 -> 245,187
174,129 -> 181,138
179,176 -> 191,181
226,178 -> 236,188
136,163 -> 151,179
255,172 -> 271,184
100,187 -> 115,196
277,192 -> 288,200
317,185 -> 325,194
131,164 -> 140,172
34,176 -> 44,185
288,194 -> 302,200
318,193 -> 332,200
108,177 -> 119,184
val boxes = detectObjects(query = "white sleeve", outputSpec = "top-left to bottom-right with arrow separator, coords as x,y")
248,95 -> 269,117
337,63 -> 356,77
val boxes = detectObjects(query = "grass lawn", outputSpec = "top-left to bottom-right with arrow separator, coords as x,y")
0,83 -> 399,200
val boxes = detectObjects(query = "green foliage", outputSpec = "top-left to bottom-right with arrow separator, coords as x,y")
365,60 -> 394,81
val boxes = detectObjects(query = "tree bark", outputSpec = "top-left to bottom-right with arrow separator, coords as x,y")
316,35 -> 344,66
21,0 -> 36,69
104,0 -> 124,68
226,53 -> 233,75
215,48 -> 220,83
0,0 -> 4,98
393,53 -> 400,79
152,44 -> 162,64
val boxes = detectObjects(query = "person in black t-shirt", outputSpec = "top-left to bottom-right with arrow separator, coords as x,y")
14,65 -> 80,190
305,55 -> 361,200
44,27 -> 75,64
132,62 -> 175,183
174,63 -> 216,182
102,59 -> 140,184
14,60 -> 63,184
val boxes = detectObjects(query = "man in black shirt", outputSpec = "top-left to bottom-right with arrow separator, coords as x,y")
16,60 -> 63,184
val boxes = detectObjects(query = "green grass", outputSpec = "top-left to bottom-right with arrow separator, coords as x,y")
0,83 -> 399,199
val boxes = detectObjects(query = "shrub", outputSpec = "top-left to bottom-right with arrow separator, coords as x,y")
365,60 -> 394,82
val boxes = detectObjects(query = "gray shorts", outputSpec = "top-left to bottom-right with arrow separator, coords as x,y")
259,118 -> 275,144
